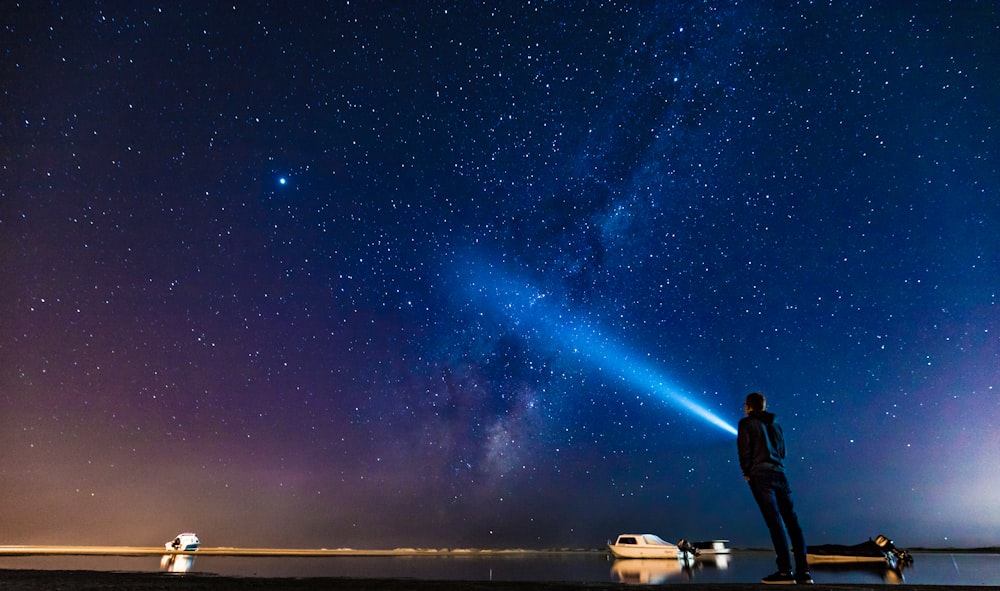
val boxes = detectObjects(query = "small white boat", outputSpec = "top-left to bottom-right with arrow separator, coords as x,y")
608,534 -> 697,559
692,539 -> 731,555
165,532 -> 200,551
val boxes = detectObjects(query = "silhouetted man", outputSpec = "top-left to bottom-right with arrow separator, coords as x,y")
738,392 -> 812,584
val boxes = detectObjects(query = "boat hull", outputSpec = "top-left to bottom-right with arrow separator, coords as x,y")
807,536 -> 912,571
609,545 -> 689,559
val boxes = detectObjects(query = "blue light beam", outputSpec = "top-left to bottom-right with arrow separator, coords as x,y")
462,263 -> 738,437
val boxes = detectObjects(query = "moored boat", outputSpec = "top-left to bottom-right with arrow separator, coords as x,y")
692,539 -> 730,555
165,532 -> 200,551
807,535 -> 912,570
608,534 -> 698,559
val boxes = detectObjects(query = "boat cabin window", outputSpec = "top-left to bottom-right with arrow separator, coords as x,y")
617,536 -> 638,545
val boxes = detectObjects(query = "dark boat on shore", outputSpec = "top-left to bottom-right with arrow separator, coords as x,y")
807,534 -> 913,571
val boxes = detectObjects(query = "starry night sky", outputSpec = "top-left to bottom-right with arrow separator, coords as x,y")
2,2 -> 998,550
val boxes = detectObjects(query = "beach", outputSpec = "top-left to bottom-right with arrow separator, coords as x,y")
1,570 -> 999,591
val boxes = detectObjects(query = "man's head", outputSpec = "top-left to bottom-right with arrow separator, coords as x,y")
745,392 -> 766,414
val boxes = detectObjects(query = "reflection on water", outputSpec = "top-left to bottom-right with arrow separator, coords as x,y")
612,558 -> 693,584
808,561 -> 905,585
608,554 -> 909,587
159,553 -> 196,574
1,551 -> 998,585
611,555 -> 731,584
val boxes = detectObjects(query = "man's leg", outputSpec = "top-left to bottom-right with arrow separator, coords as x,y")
774,479 -> 808,574
750,476 -> 792,573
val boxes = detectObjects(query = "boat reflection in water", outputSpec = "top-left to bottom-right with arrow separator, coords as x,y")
611,551 -> 908,586
159,552 -> 196,574
611,554 -> 730,584
810,560 -> 907,585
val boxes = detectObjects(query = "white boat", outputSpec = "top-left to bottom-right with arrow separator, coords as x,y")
692,539 -> 731,555
165,532 -> 200,551
608,534 -> 697,559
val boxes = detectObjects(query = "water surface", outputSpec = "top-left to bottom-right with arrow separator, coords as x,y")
1,551 -> 998,585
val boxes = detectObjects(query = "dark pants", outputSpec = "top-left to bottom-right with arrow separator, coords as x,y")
749,471 -> 808,574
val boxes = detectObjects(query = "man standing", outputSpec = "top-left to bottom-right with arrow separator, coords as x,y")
738,392 -> 812,584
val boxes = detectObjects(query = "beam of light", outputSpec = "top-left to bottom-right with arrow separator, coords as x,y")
461,261 -> 738,437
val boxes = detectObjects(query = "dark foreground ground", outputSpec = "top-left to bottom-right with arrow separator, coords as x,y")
2,571 -> 1000,591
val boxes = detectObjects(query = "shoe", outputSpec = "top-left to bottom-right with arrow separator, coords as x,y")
761,571 -> 796,584
795,571 -> 814,584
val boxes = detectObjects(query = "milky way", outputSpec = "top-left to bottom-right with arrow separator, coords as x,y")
2,2 -> 998,550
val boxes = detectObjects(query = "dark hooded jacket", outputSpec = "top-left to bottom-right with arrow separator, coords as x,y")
738,410 -> 786,477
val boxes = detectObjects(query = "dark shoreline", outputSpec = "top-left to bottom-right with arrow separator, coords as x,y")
2,570 -> 1000,591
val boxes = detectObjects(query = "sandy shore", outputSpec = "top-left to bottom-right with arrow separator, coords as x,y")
1,570 -> 999,591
